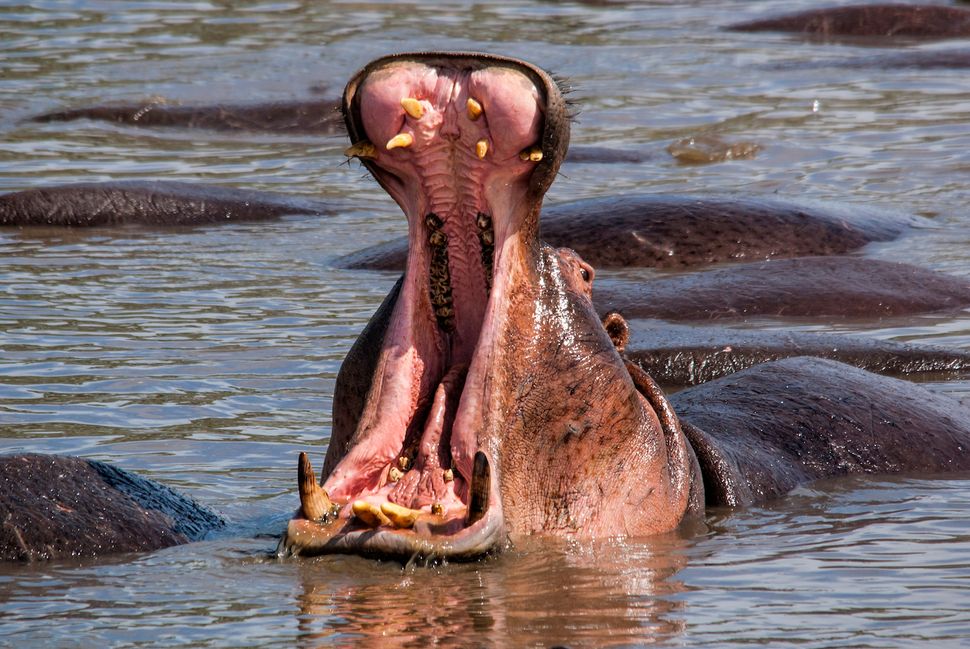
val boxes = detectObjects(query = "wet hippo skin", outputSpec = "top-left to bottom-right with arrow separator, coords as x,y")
0,181 -> 329,227
0,454 -> 223,561
729,4 -> 970,39
594,256 -> 970,321
623,321 -> 970,387
280,51 -> 970,562
34,99 -> 345,135
671,357 -> 970,507
334,195 -> 918,271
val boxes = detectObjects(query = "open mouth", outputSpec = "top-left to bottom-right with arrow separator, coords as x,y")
279,52 -> 568,560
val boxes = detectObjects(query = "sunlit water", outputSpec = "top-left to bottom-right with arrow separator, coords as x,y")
2,1 -> 970,646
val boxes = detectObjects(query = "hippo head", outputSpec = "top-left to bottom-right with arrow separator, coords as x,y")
280,52 -> 699,560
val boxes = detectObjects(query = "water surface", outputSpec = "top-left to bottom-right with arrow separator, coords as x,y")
2,1 -> 970,646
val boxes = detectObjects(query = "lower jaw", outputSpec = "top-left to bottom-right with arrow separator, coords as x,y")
279,503 -> 506,561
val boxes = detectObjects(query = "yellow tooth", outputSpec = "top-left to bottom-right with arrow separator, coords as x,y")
386,133 -> 414,150
475,139 -> 488,159
431,502 -> 445,516
352,500 -> 391,528
466,97 -> 483,121
380,502 -> 420,529
298,452 -> 334,521
442,468 -> 454,482
519,146 -> 543,162
401,97 -> 424,119
343,140 -> 377,159
388,466 -> 403,483
398,456 -> 411,471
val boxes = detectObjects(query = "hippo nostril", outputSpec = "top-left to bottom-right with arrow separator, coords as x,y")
467,451 -> 491,525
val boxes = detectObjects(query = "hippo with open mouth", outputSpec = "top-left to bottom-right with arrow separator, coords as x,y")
277,52 -> 970,561
278,52 -> 700,559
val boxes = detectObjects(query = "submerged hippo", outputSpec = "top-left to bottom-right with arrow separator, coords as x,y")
278,52 -> 970,561
729,4 -> 970,39
0,181 -> 329,227
335,194 -> 917,271
0,454 -> 223,561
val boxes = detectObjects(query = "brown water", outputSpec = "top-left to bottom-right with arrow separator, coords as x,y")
2,1 -> 970,647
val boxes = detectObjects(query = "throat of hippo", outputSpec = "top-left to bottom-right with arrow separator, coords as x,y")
319,61 -> 546,541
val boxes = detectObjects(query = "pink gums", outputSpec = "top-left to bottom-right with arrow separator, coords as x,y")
320,60 -> 544,531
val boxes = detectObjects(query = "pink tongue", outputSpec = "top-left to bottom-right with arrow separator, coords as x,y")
388,365 -> 466,509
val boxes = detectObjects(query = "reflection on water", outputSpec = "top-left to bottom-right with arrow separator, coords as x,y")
293,535 -> 689,648
3,0 -> 970,646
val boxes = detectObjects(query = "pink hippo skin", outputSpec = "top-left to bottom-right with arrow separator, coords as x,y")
280,53 -> 700,560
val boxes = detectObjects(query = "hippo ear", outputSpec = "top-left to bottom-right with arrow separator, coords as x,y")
601,311 -> 629,354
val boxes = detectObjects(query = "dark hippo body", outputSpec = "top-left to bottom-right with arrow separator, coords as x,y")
0,181 -> 328,227
334,195 -> 918,271
0,454 -> 223,561
34,99 -> 344,135
671,357 -> 970,507
595,256 -> 970,321
729,4 -> 970,39
623,321 -> 970,387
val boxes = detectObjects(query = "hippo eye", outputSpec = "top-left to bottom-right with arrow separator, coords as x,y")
580,267 -> 590,282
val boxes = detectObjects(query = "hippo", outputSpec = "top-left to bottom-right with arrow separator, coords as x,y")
0,181 -> 329,227
333,194 -> 919,271
728,4 -> 970,39
278,52 -> 970,562
34,98 -> 345,135
0,454 -> 223,561
621,320 -> 970,387
593,256 -> 970,321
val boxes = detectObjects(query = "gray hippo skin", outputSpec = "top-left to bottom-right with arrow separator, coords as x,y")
34,99 -> 344,134
278,52 -> 970,562
333,194 -> 918,271
593,256 -> 970,321
622,321 -> 970,387
0,454 -> 223,561
0,181 -> 328,227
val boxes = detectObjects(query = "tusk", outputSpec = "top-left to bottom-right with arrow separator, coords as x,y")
466,97 -> 483,121
352,500 -> 391,528
401,97 -> 424,119
380,502 -> 420,529
298,452 -> 334,521
386,133 -> 414,150
467,451 -> 490,525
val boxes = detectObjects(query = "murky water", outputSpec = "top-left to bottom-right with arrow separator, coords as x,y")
2,1 -> 970,646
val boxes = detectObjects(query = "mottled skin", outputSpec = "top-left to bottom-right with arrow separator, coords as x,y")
729,4 -> 970,39
0,181 -> 327,227
672,358 -> 970,507
0,454 -> 223,561
34,99 -> 344,134
594,256 -> 970,321
334,195 -> 918,271
623,321 -> 970,387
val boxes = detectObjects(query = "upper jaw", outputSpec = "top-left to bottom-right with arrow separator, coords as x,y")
279,52 -> 569,560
